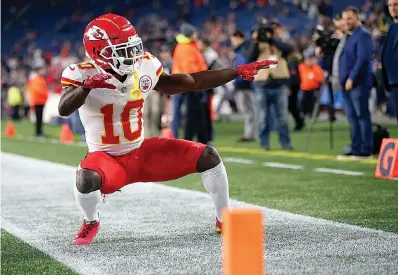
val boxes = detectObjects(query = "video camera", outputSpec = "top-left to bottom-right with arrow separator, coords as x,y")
312,25 -> 339,54
251,18 -> 274,43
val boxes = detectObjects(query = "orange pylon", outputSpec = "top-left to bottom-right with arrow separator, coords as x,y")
60,124 -> 74,144
223,208 -> 265,275
5,121 -> 16,137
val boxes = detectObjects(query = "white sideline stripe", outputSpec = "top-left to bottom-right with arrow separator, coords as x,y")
223,157 -> 256,164
1,153 -> 397,275
15,135 -> 86,147
315,168 -> 365,176
11,135 -> 367,177
263,162 -> 304,170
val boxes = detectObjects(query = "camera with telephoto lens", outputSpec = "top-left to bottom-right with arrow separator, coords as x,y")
312,25 -> 339,54
257,24 -> 273,42
252,18 -> 273,43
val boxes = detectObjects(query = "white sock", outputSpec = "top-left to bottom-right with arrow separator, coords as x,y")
74,185 -> 101,222
201,161 -> 231,222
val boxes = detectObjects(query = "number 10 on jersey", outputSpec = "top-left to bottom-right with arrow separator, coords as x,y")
100,99 -> 144,144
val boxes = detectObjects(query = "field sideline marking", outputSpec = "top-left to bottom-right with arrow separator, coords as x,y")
263,162 -> 304,170
1,152 -> 397,275
223,157 -> 256,164
218,146 -> 377,165
315,168 -> 365,176
3,136 -> 377,165
223,157 -> 365,176
6,136 -> 367,176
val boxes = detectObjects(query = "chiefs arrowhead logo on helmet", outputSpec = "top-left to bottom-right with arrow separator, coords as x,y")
86,25 -> 108,41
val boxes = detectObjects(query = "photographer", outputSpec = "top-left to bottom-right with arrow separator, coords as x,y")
314,19 -> 340,76
253,39 -> 292,151
330,14 -> 348,103
313,17 -> 341,121
246,19 -> 294,135
247,19 -> 293,63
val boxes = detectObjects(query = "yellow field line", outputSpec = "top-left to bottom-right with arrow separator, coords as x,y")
217,147 -> 378,165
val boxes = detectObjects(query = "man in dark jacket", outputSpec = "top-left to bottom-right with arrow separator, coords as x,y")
339,7 -> 373,157
197,37 -> 227,145
287,52 -> 304,131
230,30 -> 256,142
381,0 -> 398,121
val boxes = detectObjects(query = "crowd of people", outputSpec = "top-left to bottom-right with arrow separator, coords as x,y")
2,0 -> 396,155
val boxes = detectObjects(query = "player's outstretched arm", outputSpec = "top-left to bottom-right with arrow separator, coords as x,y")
154,60 -> 278,95
58,73 -> 115,116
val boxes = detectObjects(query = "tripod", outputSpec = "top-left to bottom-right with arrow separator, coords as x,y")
304,77 -> 335,152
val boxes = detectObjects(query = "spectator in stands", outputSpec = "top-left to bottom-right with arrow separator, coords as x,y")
298,49 -> 324,119
381,0 -> 398,121
172,23 -> 209,144
339,7 -> 373,157
230,30 -> 256,142
27,64 -> 49,137
253,40 -> 292,150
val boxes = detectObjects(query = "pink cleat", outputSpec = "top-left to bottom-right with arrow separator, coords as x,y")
72,220 -> 100,245
216,219 -> 222,234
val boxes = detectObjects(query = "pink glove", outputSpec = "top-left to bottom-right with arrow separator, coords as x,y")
82,73 -> 116,89
237,60 -> 278,81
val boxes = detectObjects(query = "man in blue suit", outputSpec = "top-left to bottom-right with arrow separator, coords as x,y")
382,0 -> 398,120
339,6 -> 373,157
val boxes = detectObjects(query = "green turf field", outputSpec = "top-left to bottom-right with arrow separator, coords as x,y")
1,119 -> 398,274
1,230 -> 75,275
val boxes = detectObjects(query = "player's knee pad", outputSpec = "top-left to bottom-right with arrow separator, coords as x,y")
196,146 -> 221,172
76,169 -> 102,193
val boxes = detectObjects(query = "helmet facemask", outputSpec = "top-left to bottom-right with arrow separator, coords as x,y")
100,35 -> 144,76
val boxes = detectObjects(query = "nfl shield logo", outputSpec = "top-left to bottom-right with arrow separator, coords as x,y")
120,86 -> 127,93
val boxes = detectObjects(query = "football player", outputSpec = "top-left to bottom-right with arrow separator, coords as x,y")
59,13 -> 277,245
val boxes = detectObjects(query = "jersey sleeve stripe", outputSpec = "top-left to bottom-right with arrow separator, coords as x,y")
61,81 -> 79,87
156,66 -> 163,77
61,77 -> 82,87
143,52 -> 151,60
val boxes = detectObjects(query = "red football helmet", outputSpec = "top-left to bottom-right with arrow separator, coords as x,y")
83,13 -> 144,75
